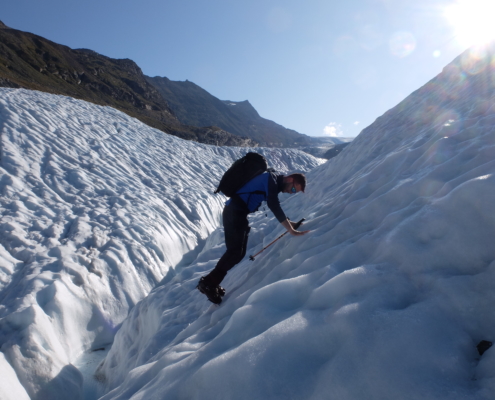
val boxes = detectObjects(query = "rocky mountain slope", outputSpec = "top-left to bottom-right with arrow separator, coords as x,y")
146,76 -> 314,147
0,22 -> 255,147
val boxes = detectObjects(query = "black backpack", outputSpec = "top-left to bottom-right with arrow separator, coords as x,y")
214,152 -> 268,197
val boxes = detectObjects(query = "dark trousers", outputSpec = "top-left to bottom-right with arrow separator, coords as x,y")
204,204 -> 250,287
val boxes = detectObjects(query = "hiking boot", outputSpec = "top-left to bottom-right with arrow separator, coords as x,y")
218,285 -> 226,297
197,277 -> 222,304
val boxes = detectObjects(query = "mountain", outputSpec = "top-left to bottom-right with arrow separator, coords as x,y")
2,42 -> 495,399
0,22 -> 255,147
95,45 -> 495,399
146,76 -> 314,147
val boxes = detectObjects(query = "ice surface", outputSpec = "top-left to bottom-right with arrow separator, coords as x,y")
0,88 -> 323,400
74,347 -> 109,400
0,352 -> 30,400
98,45 -> 495,400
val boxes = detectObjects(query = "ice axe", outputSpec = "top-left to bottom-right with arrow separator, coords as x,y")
249,218 -> 305,261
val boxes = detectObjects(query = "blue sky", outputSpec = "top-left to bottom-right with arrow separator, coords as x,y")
2,0 -> 483,137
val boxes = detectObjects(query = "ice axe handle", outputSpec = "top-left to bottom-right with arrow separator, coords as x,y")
248,217 -> 305,261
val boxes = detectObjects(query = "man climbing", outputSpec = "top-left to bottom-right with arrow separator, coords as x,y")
197,171 -> 309,304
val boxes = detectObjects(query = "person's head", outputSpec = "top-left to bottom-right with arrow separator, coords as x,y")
282,173 -> 306,194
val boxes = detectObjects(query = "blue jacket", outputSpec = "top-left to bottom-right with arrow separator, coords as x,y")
226,172 -> 287,222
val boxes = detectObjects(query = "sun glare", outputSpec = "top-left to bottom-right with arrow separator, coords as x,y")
445,0 -> 495,47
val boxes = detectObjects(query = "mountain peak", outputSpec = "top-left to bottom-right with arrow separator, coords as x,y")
145,76 -> 312,147
0,20 -> 9,29
222,99 -> 260,119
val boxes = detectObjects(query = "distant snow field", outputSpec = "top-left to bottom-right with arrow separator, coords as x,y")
0,88 -> 323,400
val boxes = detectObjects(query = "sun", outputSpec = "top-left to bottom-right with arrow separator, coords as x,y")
445,0 -> 495,47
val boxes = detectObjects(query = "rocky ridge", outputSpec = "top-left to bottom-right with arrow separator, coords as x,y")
146,76 -> 314,148
0,22 -> 256,147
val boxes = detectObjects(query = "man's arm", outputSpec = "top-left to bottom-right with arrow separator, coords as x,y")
266,174 -> 287,222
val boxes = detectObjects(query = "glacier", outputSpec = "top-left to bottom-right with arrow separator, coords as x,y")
0,88 -> 322,400
98,45 -> 495,400
2,43 -> 495,400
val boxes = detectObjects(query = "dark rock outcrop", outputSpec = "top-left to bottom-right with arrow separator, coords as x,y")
322,143 -> 351,159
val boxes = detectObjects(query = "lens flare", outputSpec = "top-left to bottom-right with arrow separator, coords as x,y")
445,0 -> 495,46
389,31 -> 416,58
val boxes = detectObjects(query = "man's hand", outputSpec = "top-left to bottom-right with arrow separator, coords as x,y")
289,220 -> 300,230
282,219 -> 310,236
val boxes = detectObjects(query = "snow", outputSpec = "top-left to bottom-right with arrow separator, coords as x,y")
0,88 -> 322,400
97,45 -> 495,400
2,44 -> 495,400
0,352 -> 30,400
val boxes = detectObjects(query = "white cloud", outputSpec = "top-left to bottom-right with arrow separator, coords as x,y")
354,121 -> 360,125
323,122 -> 343,137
